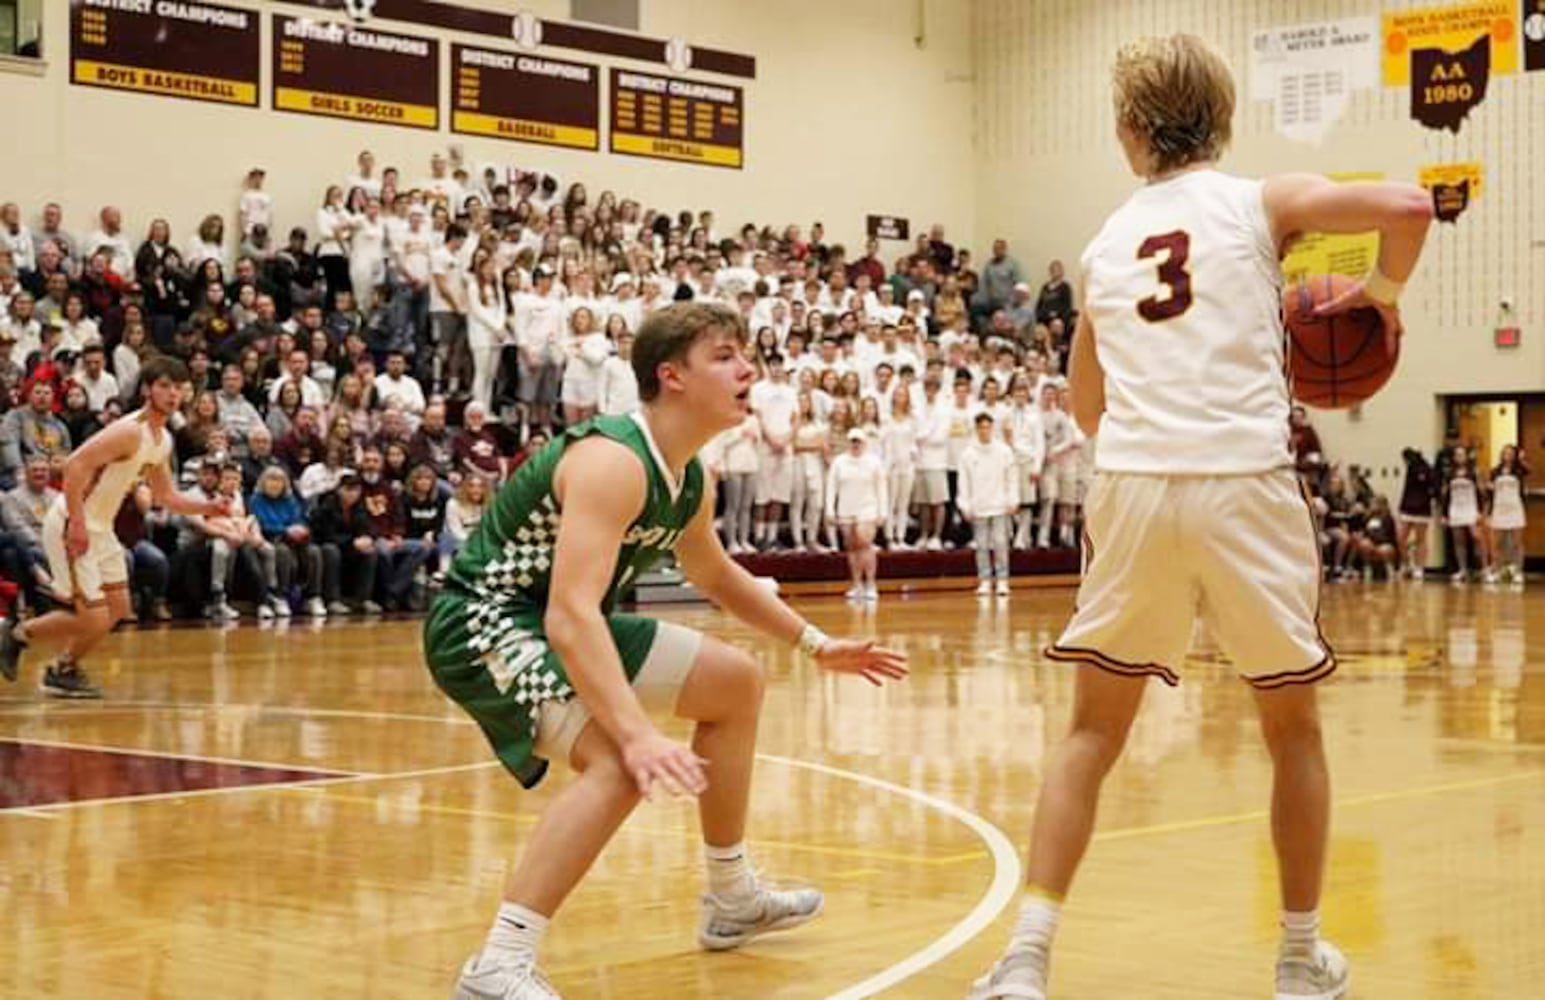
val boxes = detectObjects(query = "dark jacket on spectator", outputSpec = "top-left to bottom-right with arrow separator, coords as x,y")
404,489 -> 446,541
276,428 -> 325,478
407,426 -> 454,478
309,490 -> 371,547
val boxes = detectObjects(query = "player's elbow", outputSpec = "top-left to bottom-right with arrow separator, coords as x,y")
542,602 -> 594,654
1390,185 -> 1434,225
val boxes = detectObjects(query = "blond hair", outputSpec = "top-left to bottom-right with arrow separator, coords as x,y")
1111,34 -> 1234,175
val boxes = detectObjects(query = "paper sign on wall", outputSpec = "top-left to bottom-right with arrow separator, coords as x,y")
1250,18 -> 1378,144
1419,162 -> 1485,221
1282,172 -> 1385,283
1382,1 -> 1517,84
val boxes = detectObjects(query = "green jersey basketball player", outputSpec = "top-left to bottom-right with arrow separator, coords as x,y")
424,302 -> 908,1000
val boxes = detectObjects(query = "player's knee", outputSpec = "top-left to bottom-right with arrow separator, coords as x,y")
714,645 -> 766,714
1258,697 -> 1323,754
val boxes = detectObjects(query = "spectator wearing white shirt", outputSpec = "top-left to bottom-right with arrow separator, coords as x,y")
184,214 -> 228,273
826,429 -> 887,602
958,412 -> 1018,596
238,168 -> 272,238
269,348 -> 327,409
374,350 -> 427,419
1036,381 -> 1076,548
1005,375 -> 1046,548
788,390 -> 829,552
597,327 -> 639,416
1,203 -> 35,275
880,391 -> 920,548
345,149 -> 382,200
74,345 -> 119,413
715,415 -> 761,553
84,206 -> 133,280
912,377 -> 950,549
560,306 -> 609,426
513,267 -> 564,435
429,223 -> 470,396
348,196 -> 388,313
749,354 -> 797,549
464,255 -> 506,414
57,292 -> 100,352
607,272 -> 643,332
315,185 -> 354,309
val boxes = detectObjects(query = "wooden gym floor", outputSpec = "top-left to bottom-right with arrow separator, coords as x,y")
2,581 -> 1542,999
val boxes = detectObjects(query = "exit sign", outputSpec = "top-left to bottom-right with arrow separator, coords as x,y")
1495,326 -> 1521,348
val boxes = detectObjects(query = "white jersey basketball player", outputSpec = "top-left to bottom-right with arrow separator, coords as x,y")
969,34 -> 1432,1000
0,356 -> 229,697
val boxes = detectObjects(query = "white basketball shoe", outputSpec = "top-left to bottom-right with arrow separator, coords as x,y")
1275,939 -> 1350,1000
966,946 -> 1048,1000
451,954 -> 560,1000
698,884 -> 824,951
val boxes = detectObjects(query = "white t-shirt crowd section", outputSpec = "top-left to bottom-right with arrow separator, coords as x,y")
0,149 -> 1092,619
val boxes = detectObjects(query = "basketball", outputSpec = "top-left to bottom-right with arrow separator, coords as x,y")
1284,273 -> 1396,409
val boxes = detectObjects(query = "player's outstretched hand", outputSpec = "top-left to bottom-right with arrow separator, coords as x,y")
814,639 -> 910,687
1311,281 -> 1403,357
623,730 -> 709,801
204,496 -> 233,517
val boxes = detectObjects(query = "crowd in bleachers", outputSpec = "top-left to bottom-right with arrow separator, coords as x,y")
1292,408 -> 1529,587
0,147 -> 1092,618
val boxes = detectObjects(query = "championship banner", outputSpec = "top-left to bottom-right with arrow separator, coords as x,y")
1410,34 -> 1491,131
451,45 -> 600,151
70,0 -> 259,107
1382,1 -> 1517,84
1419,162 -> 1485,222
1525,0 -> 1545,70
272,15 -> 439,130
609,68 -> 744,170
1282,172 -> 1385,283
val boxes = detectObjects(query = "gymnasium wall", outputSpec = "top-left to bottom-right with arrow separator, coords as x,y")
0,0 -> 975,255
972,0 -> 1545,484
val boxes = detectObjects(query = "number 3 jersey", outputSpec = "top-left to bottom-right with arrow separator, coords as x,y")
444,412 -> 705,615
1080,169 -> 1292,475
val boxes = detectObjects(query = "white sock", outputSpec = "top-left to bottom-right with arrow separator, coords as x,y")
1281,909 -> 1319,960
1010,893 -> 1062,953
483,901 -> 548,966
705,841 -> 757,903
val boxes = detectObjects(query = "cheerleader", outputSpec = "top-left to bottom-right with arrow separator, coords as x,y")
880,391 -> 920,548
826,429 -> 888,602
1490,445 -> 1529,585
1444,450 -> 1482,583
789,391 -> 830,552
1396,447 -> 1438,579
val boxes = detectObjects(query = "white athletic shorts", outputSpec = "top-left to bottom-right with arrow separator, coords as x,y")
533,621 -> 702,767
754,447 -> 794,504
1048,470 -> 1333,688
41,503 -> 127,607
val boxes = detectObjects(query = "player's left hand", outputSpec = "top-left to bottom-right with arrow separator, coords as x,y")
1312,282 -> 1403,357
814,639 -> 909,687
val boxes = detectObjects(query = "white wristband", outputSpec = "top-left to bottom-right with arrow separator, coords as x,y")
796,624 -> 829,658
1363,269 -> 1403,306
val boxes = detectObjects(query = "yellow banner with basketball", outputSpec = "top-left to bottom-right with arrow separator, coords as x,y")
1418,161 -> 1485,222
1282,172 -> 1385,283
1382,0 -> 1518,84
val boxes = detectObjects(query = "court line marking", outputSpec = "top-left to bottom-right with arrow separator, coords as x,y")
3,761 -> 503,816
0,735 -> 361,777
759,754 -> 1021,1000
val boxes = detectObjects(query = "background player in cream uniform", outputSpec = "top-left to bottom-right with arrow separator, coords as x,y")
969,33 -> 1433,1000
0,356 -> 228,697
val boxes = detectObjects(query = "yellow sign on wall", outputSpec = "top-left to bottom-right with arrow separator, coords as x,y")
1282,172 -> 1385,282
1419,161 -> 1485,222
1382,0 -> 1518,85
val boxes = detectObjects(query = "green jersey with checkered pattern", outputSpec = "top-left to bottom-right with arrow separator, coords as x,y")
445,412 -> 705,616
